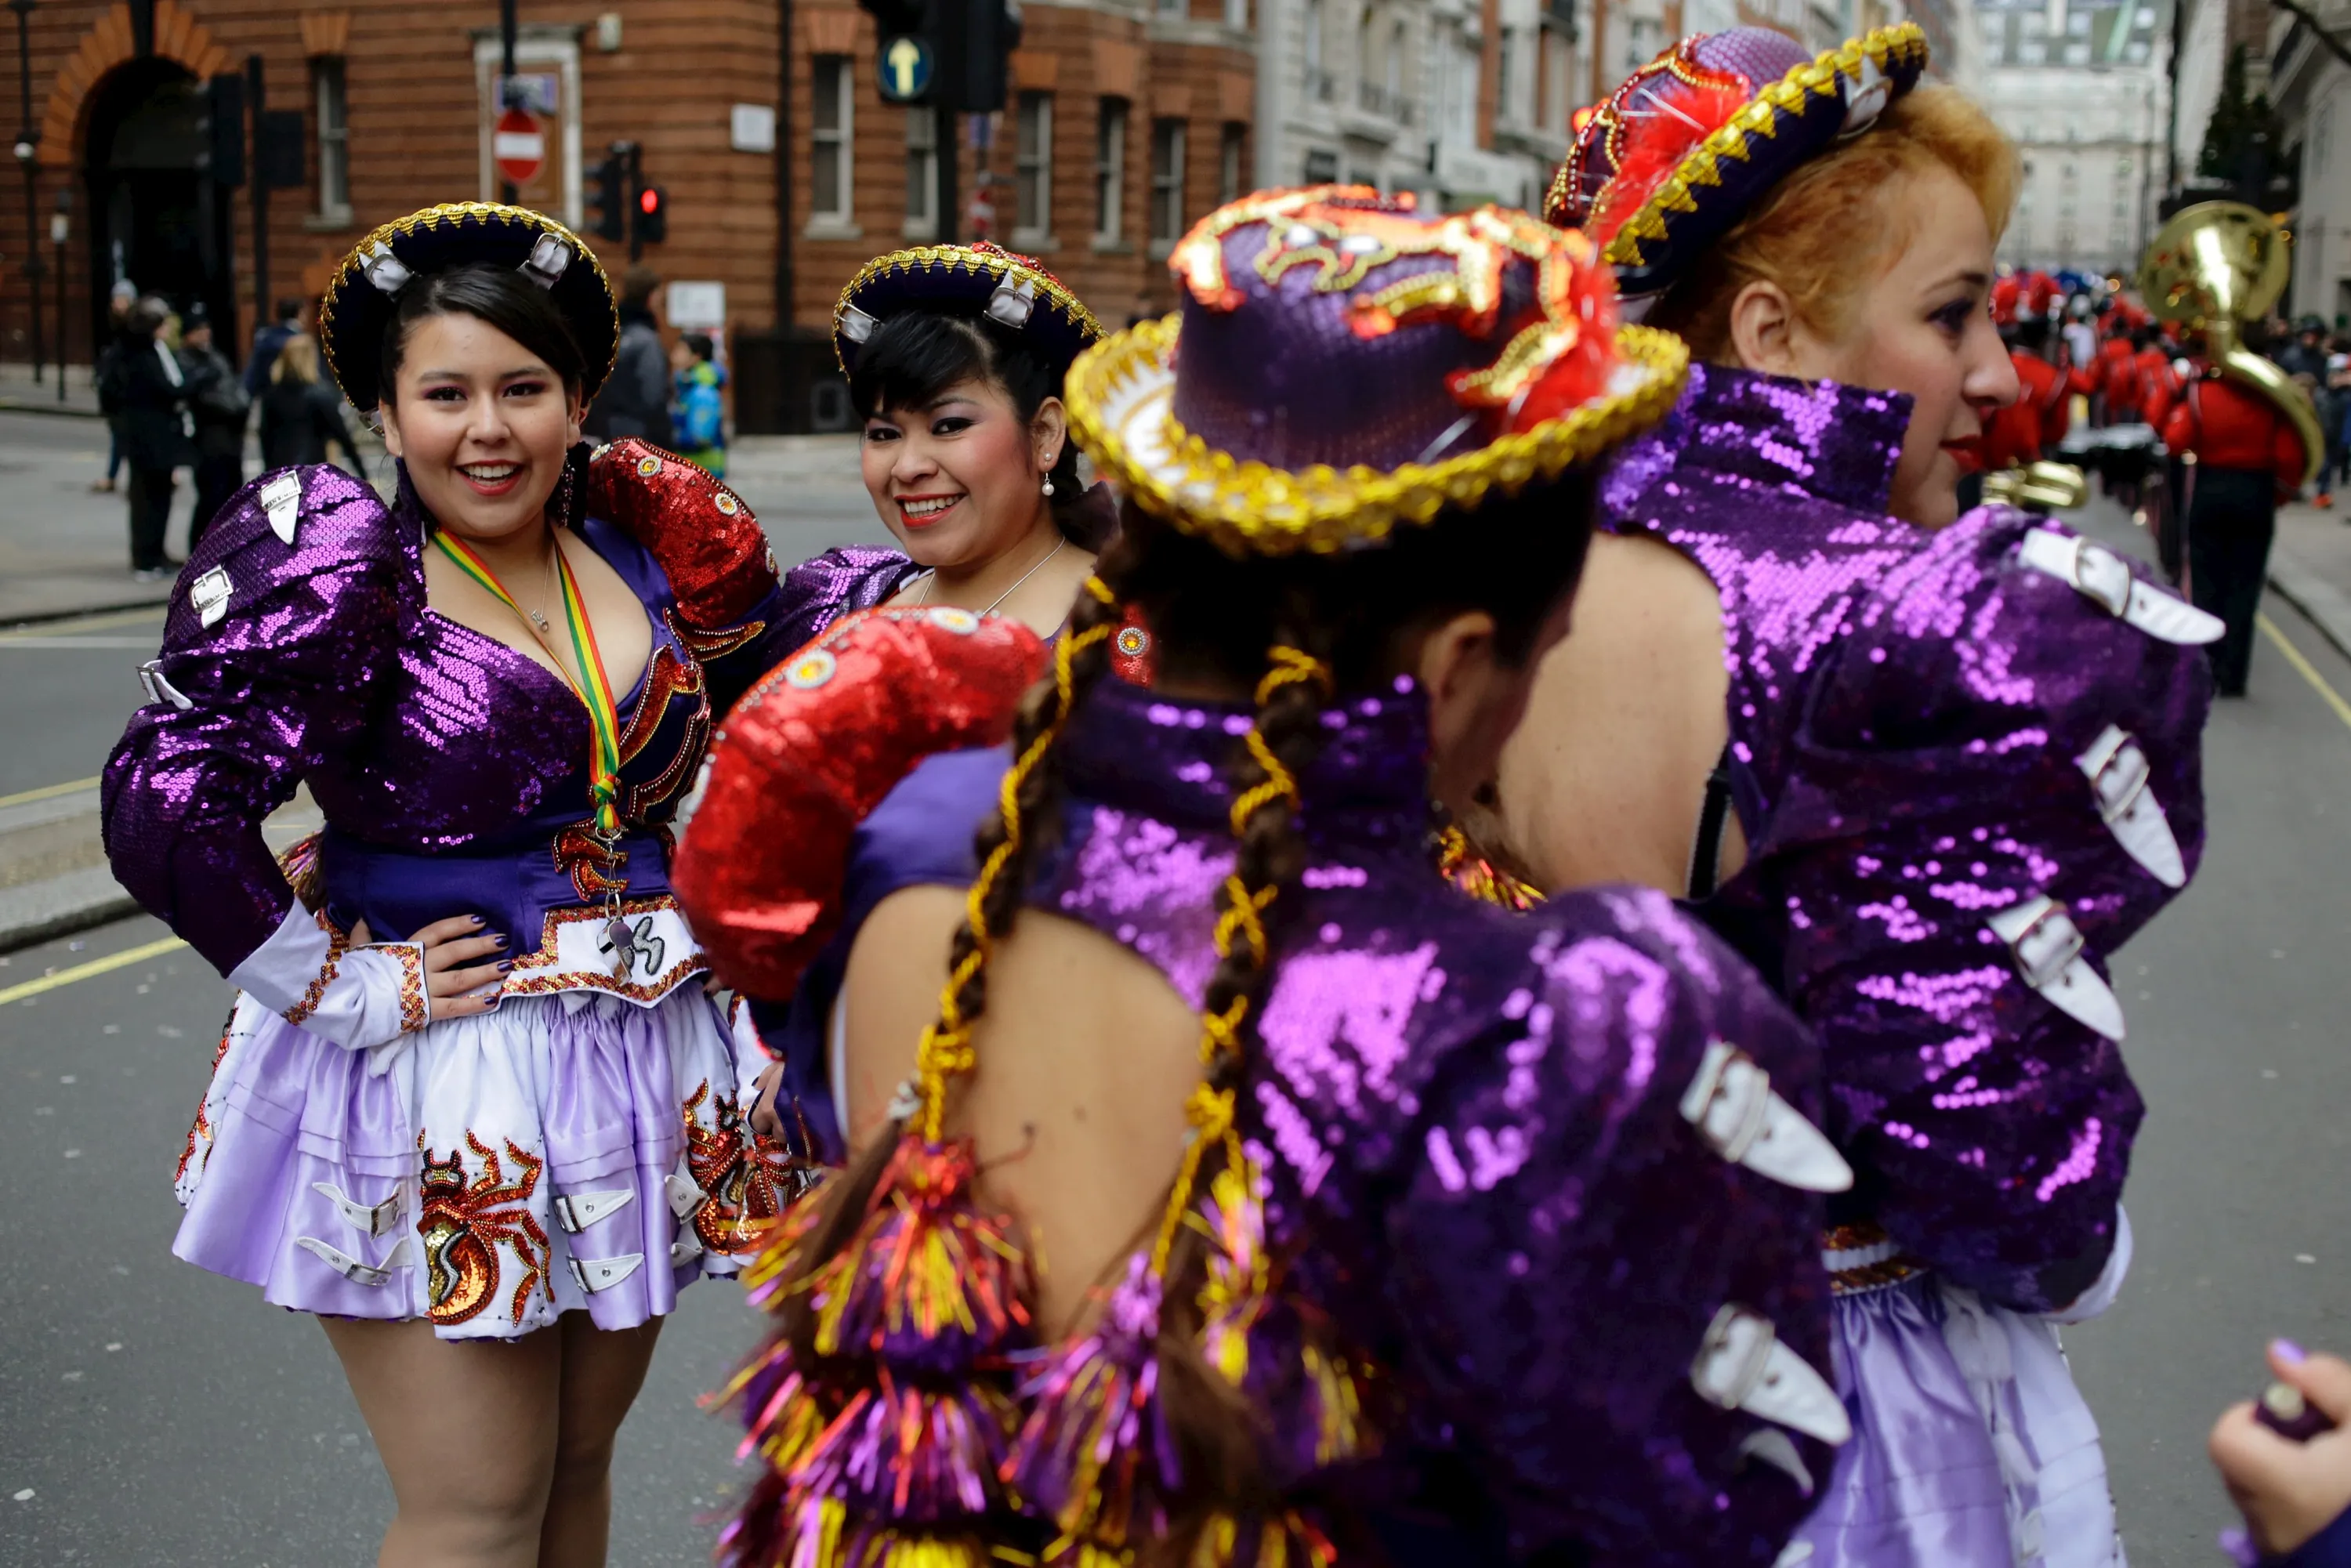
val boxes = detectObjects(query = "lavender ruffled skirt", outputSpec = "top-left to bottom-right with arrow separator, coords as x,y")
1784,1270 -> 2125,1568
173,985 -> 769,1341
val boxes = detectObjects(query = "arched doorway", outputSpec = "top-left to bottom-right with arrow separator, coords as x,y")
80,57 -> 236,357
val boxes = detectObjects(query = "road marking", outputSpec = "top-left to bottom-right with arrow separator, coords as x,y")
0,635 -> 158,649
0,607 -> 165,638
2259,613 -> 2351,734
0,775 -> 100,809
0,935 -> 188,1007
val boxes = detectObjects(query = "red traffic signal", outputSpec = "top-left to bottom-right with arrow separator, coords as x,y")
632,182 -> 668,246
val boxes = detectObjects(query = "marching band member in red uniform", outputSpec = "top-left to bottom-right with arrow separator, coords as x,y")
2161,364 -> 2311,695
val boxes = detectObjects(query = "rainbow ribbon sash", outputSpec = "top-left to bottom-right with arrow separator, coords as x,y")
430,528 -> 625,837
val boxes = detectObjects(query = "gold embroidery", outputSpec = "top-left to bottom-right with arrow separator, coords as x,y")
416,1132 -> 550,1326
281,914 -> 351,1027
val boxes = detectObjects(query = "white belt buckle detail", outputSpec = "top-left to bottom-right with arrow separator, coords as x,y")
2018,527 -> 2224,644
552,1188 -> 636,1234
671,1235 -> 705,1269
1986,894 -> 2125,1041
2076,724 -> 2186,887
295,1235 -> 413,1287
664,1171 -> 708,1220
136,659 -> 194,710
313,1180 -> 404,1238
1679,1039 -> 1853,1193
190,566 -> 233,629
259,472 -> 302,545
1689,1302 -> 1853,1444
567,1253 -> 646,1294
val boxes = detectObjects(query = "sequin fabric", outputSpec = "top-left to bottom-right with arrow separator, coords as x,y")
733,671 -> 1840,1563
772,545 -> 922,656
1603,362 -> 2214,1311
102,447 -> 795,976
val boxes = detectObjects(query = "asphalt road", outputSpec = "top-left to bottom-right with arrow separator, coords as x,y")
2,487 -> 2348,1565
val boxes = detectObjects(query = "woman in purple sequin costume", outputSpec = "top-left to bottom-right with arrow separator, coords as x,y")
680,188 -> 1858,1566
1507,27 -> 2223,1567
100,205 -> 802,1565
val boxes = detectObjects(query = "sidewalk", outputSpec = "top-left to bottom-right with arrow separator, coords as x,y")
2269,502 -> 2351,666
0,360 -> 103,417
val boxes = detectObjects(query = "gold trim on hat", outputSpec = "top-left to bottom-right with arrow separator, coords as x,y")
1549,23 -> 1928,277
317,202 -> 619,408
1064,316 -> 1689,559
831,243 -> 1104,372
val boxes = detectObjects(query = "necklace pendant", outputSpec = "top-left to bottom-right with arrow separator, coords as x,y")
529,610 -> 552,632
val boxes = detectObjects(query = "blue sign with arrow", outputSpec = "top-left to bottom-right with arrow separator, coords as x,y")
878,34 -> 936,103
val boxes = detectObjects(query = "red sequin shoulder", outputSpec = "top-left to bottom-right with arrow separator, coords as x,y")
585,439 -> 777,629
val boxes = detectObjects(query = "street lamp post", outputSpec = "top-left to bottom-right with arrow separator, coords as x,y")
49,186 -> 64,401
8,0 -> 39,388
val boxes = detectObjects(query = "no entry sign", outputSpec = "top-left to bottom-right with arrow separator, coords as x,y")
494,106 -> 547,186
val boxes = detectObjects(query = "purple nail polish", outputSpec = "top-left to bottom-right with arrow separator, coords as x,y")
2258,1378 -> 2336,1442
468,914 -> 484,925
2220,1526 -> 2259,1567
492,932 -> 509,949
2276,1338 -> 2309,1365
495,960 -> 513,973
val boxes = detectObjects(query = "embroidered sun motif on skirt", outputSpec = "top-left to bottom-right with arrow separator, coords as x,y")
416,1132 -> 551,1326
681,1081 -> 818,1254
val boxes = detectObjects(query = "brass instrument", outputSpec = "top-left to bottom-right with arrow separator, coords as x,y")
1982,461 -> 2089,511
2138,201 -> 2324,486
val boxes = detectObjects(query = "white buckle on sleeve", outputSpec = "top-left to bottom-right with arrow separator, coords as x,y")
671,1235 -> 705,1269
2076,725 -> 2186,887
1690,1302 -> 1852,1445
259,471 -> 302,545
567,1253 -> 646,1294
552,1188 -> 636,1234
2017,528 -> 2224,645
664,1171 -> 708,1220
1679,1040 -> 1853,1193
312,1180 -> 404,1238
190,566 -> 233,629
1740,1427 -> 1819,1497
137,659 -> 193,710
295,1235 -> 413,1287
1986,894 -> 2125,1041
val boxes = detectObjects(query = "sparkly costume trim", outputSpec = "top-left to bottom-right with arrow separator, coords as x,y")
831,240 -> 1103,373
392,943 -> 428,1034
416,1132 -> 551,1327
1821,1222 -> 1928,1297
279,914 -> 351,1028
498,894 -> 707,1001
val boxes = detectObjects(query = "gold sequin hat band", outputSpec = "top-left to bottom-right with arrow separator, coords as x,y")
1063,185 -> 1688,559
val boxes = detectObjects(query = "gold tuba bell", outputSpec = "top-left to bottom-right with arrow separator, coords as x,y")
2138,201 -> 2323,485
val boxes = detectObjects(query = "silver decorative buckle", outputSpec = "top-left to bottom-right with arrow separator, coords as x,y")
2069,538 -> 2134,618
1691,1302 -> 1777,1410
1679,1039 -> 1772,1164
2081,727 -> 2150,824
518,232 -> 572,288
837,303 -> 880,344
985,277 -> 1038,329
360,242 -> 411,296
2005,897 -> 2086,993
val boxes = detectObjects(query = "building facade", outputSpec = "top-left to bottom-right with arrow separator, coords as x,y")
0,0 -> 1255,429
1973,0 -> 2168,277
2264,0 -> 2351,324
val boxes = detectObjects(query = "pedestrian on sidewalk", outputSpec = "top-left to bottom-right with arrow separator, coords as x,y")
243,296 -> 306,398
580,264 -> 671,447
257,334 -> 363,474
667,331 -> 725,476
102,295 -> 190,581
179,305 -> 248,551
91,279 -> 137,493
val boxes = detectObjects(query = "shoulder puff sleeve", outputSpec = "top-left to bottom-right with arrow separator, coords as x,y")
774,544 -> 922,657
1381,886 -> 1849,1566
1755,505 -> 2215,1311
674,607 -> 1045,1003
101,465 -> 411,980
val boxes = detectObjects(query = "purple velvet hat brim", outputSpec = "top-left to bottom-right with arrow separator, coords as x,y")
831,245 -> 1103,378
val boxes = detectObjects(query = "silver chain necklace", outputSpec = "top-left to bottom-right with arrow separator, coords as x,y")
917,536 -> 1067,617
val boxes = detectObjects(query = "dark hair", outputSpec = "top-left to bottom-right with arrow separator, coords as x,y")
621,264 -> 662,310
377,263 -> 589,407
682,331 -> 715,360
848,309 -> 1092,545
777,469 -> 1596,1555
276,297 -> 304,322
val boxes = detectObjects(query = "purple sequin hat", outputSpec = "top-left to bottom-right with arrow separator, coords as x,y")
831,241 -> 1103,376
1545,24 -> 1929,306
1063,186 -> 1687,558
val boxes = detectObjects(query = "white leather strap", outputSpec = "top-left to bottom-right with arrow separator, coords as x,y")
665,1171 -> 708,1220
552,1188 -> 635,1234
259,472 -> 302,545
136,659 -> 193,710
1740,1426 -> 1817,1498
1772,1541 -> 1817,1567
2076,725 -> 2186,888
1985,894 -> 2125,1041
2017,527 -> 2224,645
1679,1039 -> 1853,1193
567,1252 -> 646,1294
671,1235 -> 705,1269
295,1235 -> 413,1287
1689,1303 -> 1852,1445
312,1180 -> 403,1238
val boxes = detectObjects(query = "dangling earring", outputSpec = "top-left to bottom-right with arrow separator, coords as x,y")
1041,475 -> 1056,497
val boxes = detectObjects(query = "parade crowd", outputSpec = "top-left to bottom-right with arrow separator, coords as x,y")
88,20 -> 2351,1568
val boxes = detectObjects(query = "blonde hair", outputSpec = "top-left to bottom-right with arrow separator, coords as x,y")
272,334 -> 322,386
1648,86 -> 2021,360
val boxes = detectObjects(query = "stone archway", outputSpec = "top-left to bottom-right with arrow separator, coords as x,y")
37,1 -> 230,169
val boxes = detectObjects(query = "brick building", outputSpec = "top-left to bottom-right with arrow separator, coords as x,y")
0,0 -> 1255,429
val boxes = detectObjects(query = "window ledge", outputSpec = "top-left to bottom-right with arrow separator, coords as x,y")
303,208 -> 357,234
902,219 -> 940,241
1091,236 -> 1134,254
803,217 -> 865,241
1011,230 -> 1060,251
1147,238 -> 1176,261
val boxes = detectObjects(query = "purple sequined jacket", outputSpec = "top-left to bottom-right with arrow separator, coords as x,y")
101,451 -> 796,976
1602,363 -> 2214,1311
761,672 -> 1845,1564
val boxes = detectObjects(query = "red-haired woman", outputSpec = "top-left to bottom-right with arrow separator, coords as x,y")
1501,27 -> 2223,1566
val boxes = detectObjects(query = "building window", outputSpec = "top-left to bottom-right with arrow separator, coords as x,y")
904,106 -> 937,237
1095,98 -> 1128,243
1304,147 -> 1339,183
1150,118 -> 1186,251
1158,0 -> 1187,15
812,56 -> 853,225
1219,121 -> 1246,203
312,55 -> 350,219
1305,0 -> 1331,101
1015,92 -> 1052,241
1225,0 -> 1250,27
1496,27 -> 1516,120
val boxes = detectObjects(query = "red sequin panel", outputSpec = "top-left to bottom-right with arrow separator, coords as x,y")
416,1132 -> 550,1327
585,439 -> 777,628
674,607 -> 1047,1000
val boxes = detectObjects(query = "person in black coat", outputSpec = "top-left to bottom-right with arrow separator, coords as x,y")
179,306 -> 248,551
581,264 -> 672,446
99,296 -> 191,579
256,333 -> 364,473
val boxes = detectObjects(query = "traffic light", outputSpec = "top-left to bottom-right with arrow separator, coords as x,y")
928,0 -> 1021,113
633,184 -> 668,248
201,74 -> 246,188
587,141 -> 632,242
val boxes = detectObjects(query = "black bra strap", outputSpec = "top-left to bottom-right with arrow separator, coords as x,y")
1687,746 -> 1736,902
